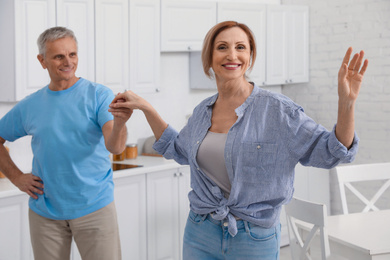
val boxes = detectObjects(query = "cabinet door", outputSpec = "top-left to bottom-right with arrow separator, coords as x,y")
129,0 -> 160,93
56,0 -> 95,81
14,0 -> 56,101
266,5 -> 309,85
0,194 -> 32,260
177,166 -> 191,260
95,0 -> 129,94
288,6 -> 309,84
115,174 -> 147,260
147,169 -> 180,260
266,5 -> 289,85
217,3 -> 266,86
161,0 -> 217,52
70,174 -> 147,260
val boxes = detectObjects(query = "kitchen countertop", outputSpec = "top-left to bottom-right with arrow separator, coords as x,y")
0,156 -> 182,199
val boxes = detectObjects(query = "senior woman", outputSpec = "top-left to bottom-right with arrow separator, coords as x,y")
109,21 -> 368,259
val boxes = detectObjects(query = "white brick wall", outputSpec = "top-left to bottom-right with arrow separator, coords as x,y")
282,0 -> 390,214
282,0 -> 390,164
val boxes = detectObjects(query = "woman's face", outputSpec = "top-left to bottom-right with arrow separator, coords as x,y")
211,27 -> 251,82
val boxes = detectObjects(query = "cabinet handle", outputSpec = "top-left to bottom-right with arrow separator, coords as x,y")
187,46 -> 191,51
179,172 -> 183,177
285,80 -> 289,83
289,79 -> 293,83
174,173 -> 178,177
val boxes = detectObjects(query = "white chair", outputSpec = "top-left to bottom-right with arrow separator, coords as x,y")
334,162 -> 390,214
285,197 -> 330,260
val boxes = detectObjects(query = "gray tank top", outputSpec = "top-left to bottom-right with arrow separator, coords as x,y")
196,131 -> 231,198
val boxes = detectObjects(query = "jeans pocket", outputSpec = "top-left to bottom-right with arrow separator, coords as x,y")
246,222 -> 276,241
188,210 -> 205,225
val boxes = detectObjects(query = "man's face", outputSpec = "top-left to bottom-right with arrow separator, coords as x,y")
38,37 -> 78,84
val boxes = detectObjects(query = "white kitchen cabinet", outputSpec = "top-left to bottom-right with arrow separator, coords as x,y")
288,6 -> 309,84
95,0 -> 129,94
0,194 -> 33,260
56,0 -> 95,81
129,0 -> 160,93
177,166 -> 191,258
266,5 -> 309,85
115,173 -> 147,260
0,0 -> 55,102
161,0 -> 217,52
146,167 -> 191,260
217,3 -> 267,86
69,173 -> 148,260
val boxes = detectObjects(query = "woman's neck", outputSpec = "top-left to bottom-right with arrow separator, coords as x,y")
216,78 -> 253,102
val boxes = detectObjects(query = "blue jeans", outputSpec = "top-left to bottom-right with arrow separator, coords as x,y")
183,210 -> 280,260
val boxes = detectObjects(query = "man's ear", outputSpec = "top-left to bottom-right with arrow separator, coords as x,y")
37,54 -> 47,69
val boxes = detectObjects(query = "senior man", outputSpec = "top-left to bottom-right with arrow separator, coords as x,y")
0,27 -> 129,260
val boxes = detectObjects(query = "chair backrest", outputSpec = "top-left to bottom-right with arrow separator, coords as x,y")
285,197 -> 330,260
334,162 -> 390,214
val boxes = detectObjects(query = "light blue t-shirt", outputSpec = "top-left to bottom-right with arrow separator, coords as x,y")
0,78 -> 115,220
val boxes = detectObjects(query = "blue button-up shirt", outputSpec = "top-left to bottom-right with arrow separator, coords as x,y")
153,85 -> 358,236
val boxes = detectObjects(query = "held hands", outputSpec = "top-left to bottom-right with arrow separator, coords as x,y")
109,92 -> 134,125
109,91 -> 167,140
338,47 -> 369,105
109,90 -> 149,114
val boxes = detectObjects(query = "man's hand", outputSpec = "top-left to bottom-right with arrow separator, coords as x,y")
12,173 -> 44,200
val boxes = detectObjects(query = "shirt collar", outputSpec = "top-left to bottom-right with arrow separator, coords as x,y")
206,83 -> 259,116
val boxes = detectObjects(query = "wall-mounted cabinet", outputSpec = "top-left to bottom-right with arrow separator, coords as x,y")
129,0 -> 160,93
266,5 -> 309,85
57,0 -> 95,81
95,0 -> 130,95
161,0 -> 216,52
0,0 -> 55,102
160,1 -> 309,88
0,0 -> 160,102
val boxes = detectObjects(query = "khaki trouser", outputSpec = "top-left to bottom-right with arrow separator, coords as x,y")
29,201 -> 121,260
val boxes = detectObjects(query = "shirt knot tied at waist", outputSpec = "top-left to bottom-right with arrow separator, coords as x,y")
211,205 -> 238,237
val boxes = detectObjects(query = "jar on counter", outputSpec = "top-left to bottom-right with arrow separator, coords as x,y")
125,143 -> 138,159
112,150 -> 125,161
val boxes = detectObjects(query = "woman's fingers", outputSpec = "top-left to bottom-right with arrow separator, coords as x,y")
359,59 -> 369,76
341,47 -> 353,69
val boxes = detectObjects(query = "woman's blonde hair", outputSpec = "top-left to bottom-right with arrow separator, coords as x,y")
201,21 -> 257,79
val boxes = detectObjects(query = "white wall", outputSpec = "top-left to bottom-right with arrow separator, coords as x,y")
280,0 -> 390,214
281,0 -> 390,165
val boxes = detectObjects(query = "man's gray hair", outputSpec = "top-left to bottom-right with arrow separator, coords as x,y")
37,27 -> 78,57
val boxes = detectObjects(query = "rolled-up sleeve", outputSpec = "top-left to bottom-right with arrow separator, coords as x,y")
286,107 -> 359,169
152,124 -> 190,165
328,124 -> 359,163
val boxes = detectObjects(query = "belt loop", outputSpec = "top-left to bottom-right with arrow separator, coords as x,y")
243,220 -> 250,233
201,213 -> 208,221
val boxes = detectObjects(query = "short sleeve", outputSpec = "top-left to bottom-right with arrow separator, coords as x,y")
0,103 -> 28,141
96,85 -> 115,128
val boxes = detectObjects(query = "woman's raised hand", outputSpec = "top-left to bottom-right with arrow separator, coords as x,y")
338,47 -> 369,105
